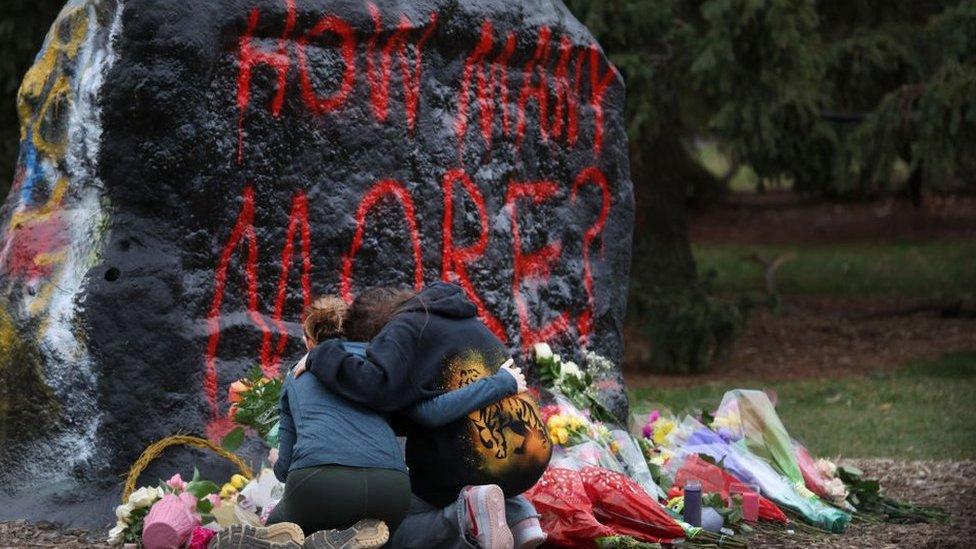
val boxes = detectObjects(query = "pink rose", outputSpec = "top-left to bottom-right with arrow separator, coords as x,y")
167,473 -> 187,492
206,494 -> 222,508
539,405 -> 560,424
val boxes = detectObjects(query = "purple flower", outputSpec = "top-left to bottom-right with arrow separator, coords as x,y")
641,410 -> 660,438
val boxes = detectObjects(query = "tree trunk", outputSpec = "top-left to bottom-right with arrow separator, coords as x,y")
627,135 -> 742,374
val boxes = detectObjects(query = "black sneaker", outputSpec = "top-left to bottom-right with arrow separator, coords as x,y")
302,519 -> 389,549
209,523 -> 305,548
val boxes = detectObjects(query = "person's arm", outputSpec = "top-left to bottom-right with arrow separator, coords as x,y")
273,381 -> 296,483
405,371 -> 518,428
304,318 -> 423,412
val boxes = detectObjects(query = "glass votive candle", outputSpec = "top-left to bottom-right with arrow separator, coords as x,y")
731,482 -> 760,522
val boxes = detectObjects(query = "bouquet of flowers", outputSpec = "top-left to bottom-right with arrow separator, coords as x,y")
109,470 -> 220,546
223,367 -> 283,449
793,442 -> 848,506
535,343 -> 617,423
543,395 -> 667,502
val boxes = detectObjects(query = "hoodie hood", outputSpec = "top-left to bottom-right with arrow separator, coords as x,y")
399,282 -> 477,319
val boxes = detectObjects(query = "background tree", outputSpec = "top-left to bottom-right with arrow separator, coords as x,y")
567,0 -> 975,373
0,0 -> 65,198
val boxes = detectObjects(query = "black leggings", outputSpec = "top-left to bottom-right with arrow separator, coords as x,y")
267,465 -> 411,536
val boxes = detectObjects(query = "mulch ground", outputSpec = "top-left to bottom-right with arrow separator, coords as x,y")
750,459 -> 976,548
1,459 -> 971,548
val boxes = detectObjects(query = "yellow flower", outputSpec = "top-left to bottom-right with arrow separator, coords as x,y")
554,427 -> 570,445
220,483 -> 238,499
652,419 -> 675,446
609,441 -> 620,454
548,415 -> 566,429
230,474 -> 249,489
711,413 -> 741,432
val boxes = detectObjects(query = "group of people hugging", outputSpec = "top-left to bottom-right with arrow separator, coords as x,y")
212,282 -> 552,549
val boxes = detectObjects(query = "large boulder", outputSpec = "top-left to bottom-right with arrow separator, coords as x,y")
0,0 -> 633,526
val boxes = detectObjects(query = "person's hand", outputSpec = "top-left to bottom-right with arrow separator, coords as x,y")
267,447 -> 279,467
292,354 -> 308,378
499,359 -> 527,393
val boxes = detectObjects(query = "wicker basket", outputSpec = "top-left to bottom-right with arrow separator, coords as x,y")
123,435 -> 253,502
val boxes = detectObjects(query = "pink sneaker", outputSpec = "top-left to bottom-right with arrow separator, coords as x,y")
511,517 -> 546,549
463,485 -> 513,549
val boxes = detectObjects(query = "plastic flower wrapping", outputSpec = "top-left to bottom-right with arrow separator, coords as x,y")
662,414 -> 851,532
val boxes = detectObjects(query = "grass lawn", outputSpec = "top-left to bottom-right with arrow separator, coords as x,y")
629,352 -> 976,460
694,241 -> 976,298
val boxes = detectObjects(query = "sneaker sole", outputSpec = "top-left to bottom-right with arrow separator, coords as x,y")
473,485 -> 514,549
302,519 -> 389,549
209,524 -> 304,549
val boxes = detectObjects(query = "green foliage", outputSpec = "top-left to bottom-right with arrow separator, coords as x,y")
628,276 -> 744,374
227,367 -> 282,439
693,0 -> 826,189
0,0 -> 66,197
568,0 -> 976,199
595,536 -> 662,549
220,426 -> 245,452
838,464 -> 948,523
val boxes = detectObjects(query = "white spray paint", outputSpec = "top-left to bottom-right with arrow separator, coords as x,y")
11,0 -> 123,488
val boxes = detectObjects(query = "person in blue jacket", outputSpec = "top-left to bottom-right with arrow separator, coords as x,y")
214,296 -> 525,549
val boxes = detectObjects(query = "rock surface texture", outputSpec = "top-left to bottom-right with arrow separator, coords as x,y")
0,0 -> 633,526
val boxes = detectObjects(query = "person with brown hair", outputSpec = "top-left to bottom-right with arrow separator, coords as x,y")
214,295 -> 528,549
294,283 -> 551,549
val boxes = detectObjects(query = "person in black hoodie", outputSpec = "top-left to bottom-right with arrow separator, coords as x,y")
294,283 -> 551,549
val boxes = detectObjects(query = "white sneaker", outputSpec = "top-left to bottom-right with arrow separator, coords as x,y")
463,485 -> 514,549
511,517 -> 546,549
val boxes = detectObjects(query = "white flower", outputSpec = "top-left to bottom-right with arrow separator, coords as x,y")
114,503 -> 134,521
107,520 -> 127,545
127,486 -> 161,508
561,361 -> 582,378
825,478 -> 848,505
533,343 -> 553,362
816,458 -> 837,478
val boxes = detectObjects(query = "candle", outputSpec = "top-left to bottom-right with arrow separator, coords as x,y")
730,482 -> 761,522
741,491 -> 759,522
683,481 -> 702,527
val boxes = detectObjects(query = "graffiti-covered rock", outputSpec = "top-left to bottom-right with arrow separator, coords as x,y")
0,0 -> 634,525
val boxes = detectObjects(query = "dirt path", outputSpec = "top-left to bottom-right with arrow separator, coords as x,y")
2,459 -> 970,548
